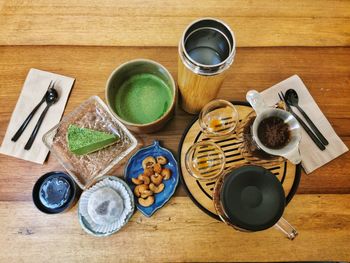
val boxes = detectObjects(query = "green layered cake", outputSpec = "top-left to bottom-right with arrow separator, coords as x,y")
67,125 -> 119,155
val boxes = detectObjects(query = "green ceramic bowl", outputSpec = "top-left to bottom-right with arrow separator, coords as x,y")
105,59 -> 177,133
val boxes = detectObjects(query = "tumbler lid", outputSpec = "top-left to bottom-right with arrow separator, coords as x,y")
179,17 -> 236,75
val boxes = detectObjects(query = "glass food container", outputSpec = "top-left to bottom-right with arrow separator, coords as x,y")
43,96 -> 138,189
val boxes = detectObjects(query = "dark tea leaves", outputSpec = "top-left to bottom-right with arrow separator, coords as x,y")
258,116 -> 290,149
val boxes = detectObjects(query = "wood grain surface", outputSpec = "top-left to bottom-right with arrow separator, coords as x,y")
0,0 -> 349,47
0,1 -> 349,260
1,195 -> 349,262
1,46 -> 349,202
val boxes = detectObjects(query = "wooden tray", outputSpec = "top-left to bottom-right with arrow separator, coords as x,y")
178,101 -> 301,220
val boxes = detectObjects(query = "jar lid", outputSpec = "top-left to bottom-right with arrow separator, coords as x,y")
221,165 -> 285,231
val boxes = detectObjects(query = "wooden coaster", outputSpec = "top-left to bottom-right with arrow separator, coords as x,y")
178,102 -> 301,220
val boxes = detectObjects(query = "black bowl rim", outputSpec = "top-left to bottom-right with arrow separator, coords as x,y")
32,171 -> 77,214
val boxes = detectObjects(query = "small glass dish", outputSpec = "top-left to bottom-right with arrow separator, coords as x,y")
185,141 -> 225,181
43,96 -> 138,189
199,99 -> 239,138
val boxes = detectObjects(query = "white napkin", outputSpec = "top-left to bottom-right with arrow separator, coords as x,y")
0,68 -> 75,164
261,75 -> 348,174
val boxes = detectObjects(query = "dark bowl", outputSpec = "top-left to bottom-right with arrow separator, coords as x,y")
32,171 -> 80,214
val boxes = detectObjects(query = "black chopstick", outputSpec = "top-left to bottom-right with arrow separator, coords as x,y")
279,92 -> 326,151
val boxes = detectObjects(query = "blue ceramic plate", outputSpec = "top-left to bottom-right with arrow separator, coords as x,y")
124,141 -> 179,217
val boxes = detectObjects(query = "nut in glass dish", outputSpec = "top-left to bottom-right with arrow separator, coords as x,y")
199,99 -> 239,138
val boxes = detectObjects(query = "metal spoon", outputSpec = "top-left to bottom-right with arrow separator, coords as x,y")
285,89 -> 328,146
24,86 -> 59,150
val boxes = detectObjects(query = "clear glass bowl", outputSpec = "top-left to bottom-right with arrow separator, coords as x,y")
199,99 -> 239,138
185,141 -> 225,181
43,96 -> 138,189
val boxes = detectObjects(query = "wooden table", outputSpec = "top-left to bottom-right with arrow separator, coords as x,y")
0,1 -> 349,262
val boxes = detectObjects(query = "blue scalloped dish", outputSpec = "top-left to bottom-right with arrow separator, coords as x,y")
124,141 -> 179,217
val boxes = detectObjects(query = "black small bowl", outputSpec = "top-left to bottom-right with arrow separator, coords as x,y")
32,171 -> 79,214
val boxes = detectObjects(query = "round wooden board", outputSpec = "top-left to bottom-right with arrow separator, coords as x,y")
178,102 -> 301,220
